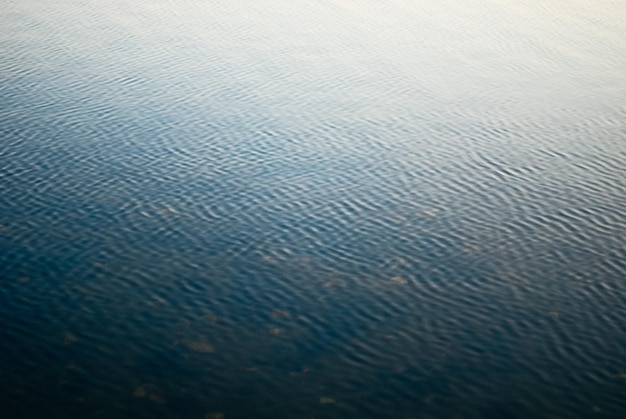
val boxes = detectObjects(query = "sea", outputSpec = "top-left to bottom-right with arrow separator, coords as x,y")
1,0 -> 625,418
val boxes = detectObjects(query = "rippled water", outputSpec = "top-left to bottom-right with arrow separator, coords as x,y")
1,0 -> 625,417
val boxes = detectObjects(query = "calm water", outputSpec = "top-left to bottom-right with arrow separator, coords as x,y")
1,0 -> 625,417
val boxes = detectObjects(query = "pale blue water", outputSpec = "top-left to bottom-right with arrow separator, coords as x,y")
1,0 -> 625,418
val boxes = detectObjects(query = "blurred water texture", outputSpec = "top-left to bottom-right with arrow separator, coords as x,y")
1,0 -> 625,417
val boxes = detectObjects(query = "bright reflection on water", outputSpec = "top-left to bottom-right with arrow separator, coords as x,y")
1,0 -> 626,418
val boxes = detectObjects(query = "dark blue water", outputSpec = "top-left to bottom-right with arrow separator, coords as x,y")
1,0 -> 625,417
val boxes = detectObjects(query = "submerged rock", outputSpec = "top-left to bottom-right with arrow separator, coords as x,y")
390,276 -> 408,285
62,332 -> 77,344
271,309 -> 290,319
132,386 -> 146,398
133,384 -> 165,404
184,341 -> 215,353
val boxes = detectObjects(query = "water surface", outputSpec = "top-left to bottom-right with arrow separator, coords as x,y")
1,0 -> 625,418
